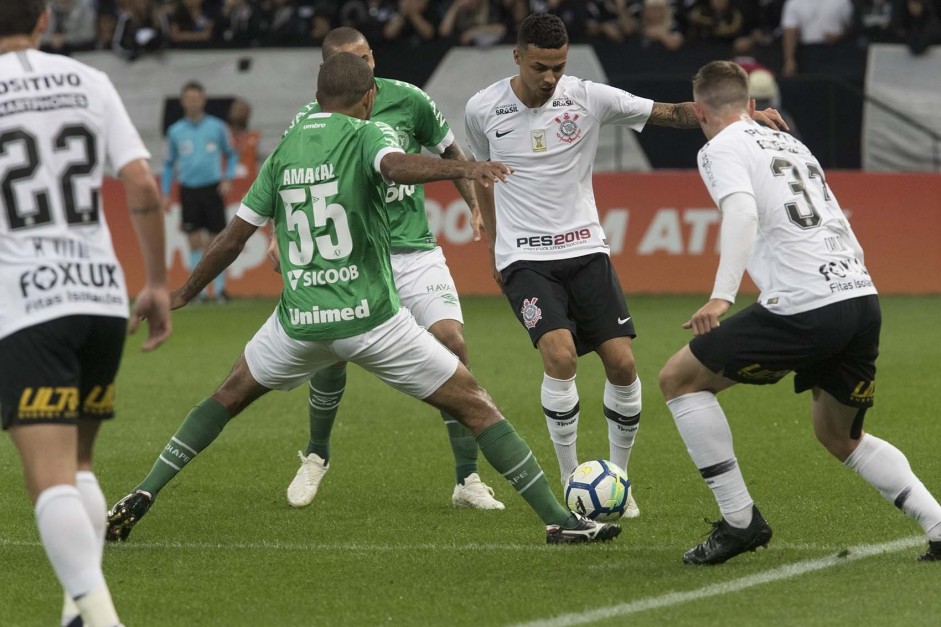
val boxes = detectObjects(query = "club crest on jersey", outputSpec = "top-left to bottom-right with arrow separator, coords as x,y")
521,297 -> 542,329
396,129 -> 410,151
555,112 -> 581,143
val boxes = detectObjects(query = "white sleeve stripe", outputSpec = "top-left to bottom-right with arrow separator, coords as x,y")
373,146 -> 405,175
236,203 -> 270,226
430,130 -> 455,155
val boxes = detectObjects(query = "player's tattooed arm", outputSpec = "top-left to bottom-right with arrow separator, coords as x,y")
441,141 -> 482,240
648,102 -> 701,129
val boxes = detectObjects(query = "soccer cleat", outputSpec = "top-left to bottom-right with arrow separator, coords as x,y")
917,540 -> 941,562
546,513 -> 622,544
287,451 -> 329,508
683,505 -> 773,565
622,485 -> 640,519
106,490 -> 153,542
451,473 -> 505,510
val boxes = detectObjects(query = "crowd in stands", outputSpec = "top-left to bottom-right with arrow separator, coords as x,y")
42,0 -> 941,66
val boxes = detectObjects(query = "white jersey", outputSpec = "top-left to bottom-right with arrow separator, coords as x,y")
0,49 -> 149,341
465,75 -> 653,270
698,119 -> 877,315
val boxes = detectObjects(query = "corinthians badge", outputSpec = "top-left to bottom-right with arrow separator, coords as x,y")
521,297 -> 542,329
555,112 -> 581,143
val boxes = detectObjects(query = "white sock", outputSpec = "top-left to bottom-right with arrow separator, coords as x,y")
75,471 -> 106,559
603,377 -> 641,475
75,587 -> 122,627
62,472 -> 108,624
35,485 -> 120,627
541,373 -> 580,482
667,391 -> 754,528
844,434 -> 941,540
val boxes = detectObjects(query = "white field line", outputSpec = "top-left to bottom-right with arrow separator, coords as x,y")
0,537 -> 878,553
509,536 -> 925,627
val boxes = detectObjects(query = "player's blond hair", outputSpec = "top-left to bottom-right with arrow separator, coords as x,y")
692,61 -> 750,112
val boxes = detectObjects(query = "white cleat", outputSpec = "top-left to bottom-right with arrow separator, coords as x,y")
287,451 -> 329,508
622,485 -> 640,519
451,473 -> 505,510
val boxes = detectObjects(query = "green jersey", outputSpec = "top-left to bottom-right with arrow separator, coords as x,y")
241,113 -> 404,341
286,78 -> 452,250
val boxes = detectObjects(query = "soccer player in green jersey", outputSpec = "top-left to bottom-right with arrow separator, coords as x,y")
106,52 -> 622,545
277,27 -> 503,511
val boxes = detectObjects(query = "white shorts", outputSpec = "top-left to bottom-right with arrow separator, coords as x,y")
391,247 -> 463,329
244,308 -> 459,399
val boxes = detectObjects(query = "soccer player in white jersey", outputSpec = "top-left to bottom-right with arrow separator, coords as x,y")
106,52 -> 622,546
464,13 -> 785,517
659,60 -> 941,565
0,2 -> 172,625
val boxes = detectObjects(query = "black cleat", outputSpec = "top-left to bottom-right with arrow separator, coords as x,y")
683,505 -> 773,565
918,540 -> 941,562
106,490 -> 153,542
546,513 -> 622,545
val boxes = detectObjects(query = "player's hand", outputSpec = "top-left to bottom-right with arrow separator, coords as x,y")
470,205 -> 484,242
266,236 -> 281,272
218,180 -> 232,198
751,106 -> 789,132
682,298 -> 731,336
467,161 -> 512,188
129,285 -> 172,351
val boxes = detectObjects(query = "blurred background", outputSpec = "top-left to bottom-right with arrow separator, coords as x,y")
42,0 -> 941,295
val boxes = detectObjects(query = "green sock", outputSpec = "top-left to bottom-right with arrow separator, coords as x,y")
443,411 -> 478,484
306,363 -> 347,462
476,420 -> 574,527
136,398 -> 231,497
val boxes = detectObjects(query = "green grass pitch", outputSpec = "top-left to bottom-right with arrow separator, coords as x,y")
2,295 -> 940,626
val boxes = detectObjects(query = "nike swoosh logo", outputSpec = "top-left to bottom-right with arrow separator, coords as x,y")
495,129 -> 513,138
618,317 -> 631,325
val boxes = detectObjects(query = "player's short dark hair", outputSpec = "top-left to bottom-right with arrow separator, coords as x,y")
692,61 -> 749,111
181,80 -> 205,95
317,52 -> 374,110
517,13 -> 568,51
322,27 -> 368,60
0,0 -> 46,38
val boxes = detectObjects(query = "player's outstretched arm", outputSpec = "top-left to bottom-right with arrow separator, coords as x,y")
474,178 -> 503,290
650,102 -> 788,131
441,141 -> 482,241
121,158 -> 172,351
380,152 -> 511,187
171,217 -> 258,309
683,192 -> 758,336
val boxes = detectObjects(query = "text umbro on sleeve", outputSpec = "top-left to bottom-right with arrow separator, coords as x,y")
363,122 -> 405,182
410,85 -> 452,155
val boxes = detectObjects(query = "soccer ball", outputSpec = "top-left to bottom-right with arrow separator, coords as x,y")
564,459 -> 630,522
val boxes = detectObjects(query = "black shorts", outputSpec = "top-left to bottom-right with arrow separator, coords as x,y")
0,315 -> 127,430
180,183 -> 226,234
501,253 -> 635,356
689,295 -> 880,408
